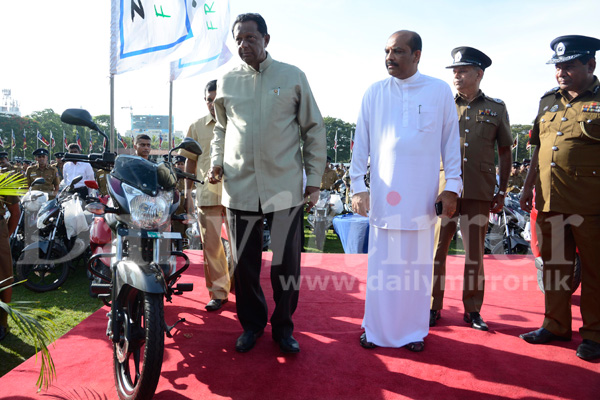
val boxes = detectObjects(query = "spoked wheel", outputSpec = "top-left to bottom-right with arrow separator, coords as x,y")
114,288 -> 164,400
16,247 -> 70,292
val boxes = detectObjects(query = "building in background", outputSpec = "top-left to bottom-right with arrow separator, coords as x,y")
0,89 -> 21,117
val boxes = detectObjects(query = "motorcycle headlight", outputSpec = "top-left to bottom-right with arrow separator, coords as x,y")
123,183 -> 173,229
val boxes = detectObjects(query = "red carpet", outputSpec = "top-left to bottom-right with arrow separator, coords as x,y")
1,253 -> 598,400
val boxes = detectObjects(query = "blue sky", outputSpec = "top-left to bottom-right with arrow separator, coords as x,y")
1,1 -> 598,134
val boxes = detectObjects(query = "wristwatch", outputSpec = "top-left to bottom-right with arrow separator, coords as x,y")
498,190 -> 505,196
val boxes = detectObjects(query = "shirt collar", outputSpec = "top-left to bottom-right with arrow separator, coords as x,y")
455,89 -> 485,104
392,70 -> 421,85
558,75 -> 600,100
205,114 -> 216,125
245,52 -> 273,73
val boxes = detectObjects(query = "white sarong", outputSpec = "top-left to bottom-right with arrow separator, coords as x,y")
362,226 -> 435,347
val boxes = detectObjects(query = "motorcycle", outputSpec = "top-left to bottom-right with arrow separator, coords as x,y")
307,189 -> 344,250
61,108 -> 202,400
83,179 -> 113,299
484,192 -> 531,255
10,177 -> 48,269
16,176 -> 89,292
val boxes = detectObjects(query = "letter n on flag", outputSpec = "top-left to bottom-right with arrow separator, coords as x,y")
110,0 -> 200,75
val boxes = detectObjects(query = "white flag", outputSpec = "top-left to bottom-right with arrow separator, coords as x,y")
170,0 -> 232,80
110,0 -> 202,75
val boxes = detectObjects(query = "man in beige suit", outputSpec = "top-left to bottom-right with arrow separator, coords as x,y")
182,81 -> 233,312
208,13 -> 326,354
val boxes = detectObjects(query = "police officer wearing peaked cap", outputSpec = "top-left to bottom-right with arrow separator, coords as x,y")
519,35 -> 600,362
431,46 -> 513,331
26,148 -> 59,199
51,152 -> 65,180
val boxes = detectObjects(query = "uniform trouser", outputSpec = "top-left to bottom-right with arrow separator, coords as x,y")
537,212 -> 600,342
198,205 -> 232,300
432,199 -> 489,313
227,205 -> 303,339
0,219 -> 13,328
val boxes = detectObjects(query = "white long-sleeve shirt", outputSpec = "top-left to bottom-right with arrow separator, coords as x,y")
62,161 -> 95,189
350,71 -> 462,230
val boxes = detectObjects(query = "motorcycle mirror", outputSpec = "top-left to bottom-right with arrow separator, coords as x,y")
86,202 -> 106,216
61,108 -> 110,147
85,179 -> 99,190
67,175 -> 83,193
171,137 -> 202,156
31,177 -> 46,186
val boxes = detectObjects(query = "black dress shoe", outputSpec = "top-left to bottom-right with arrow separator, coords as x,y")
519,328 -> 570,344
360,332 -> 377,349
464,312 -> 489,331
429,310 -> 441,327
576,339 -> 600,361
205,298 -> 228,311
278,336 -> 300,353
235,329 -> 264,353
0,325 -> 8,341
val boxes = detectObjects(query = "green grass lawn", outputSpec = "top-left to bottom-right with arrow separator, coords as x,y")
1,216 -> 464,380
0,260 -> 103,378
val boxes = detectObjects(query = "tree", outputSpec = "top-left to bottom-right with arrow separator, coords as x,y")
511,124 -> 534,164
323,116 -> 355,164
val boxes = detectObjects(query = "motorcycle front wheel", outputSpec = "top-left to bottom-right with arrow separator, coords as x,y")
16,246 -> 70,292
114,288 -> 164,400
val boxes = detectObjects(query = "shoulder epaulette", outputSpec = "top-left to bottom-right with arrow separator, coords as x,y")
542,87 -> 560,98
482,94 -> 505,105
593,85 -> 600,94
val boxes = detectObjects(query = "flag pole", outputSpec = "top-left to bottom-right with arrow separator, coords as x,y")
110,75 -> 115,153
168,80 -> 173,157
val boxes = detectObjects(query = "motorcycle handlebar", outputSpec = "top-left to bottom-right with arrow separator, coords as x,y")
63,153 -> 91,162
175,168 -> 204,184
63,152 -> 115,170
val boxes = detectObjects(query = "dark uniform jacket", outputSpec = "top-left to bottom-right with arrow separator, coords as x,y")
455,91 -> 513,201
531,77 -> 600,215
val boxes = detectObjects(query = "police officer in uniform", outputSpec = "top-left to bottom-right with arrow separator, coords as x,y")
26,149 -> 59,199
320,156 -> 339,190
0,152 -> 14,172
51,152 -> 65,181
94,168 -> 109,197
0,170 -> 21,341
520,35 -> 600,361
507,161 -> 524,193
431,47 -> 513,330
